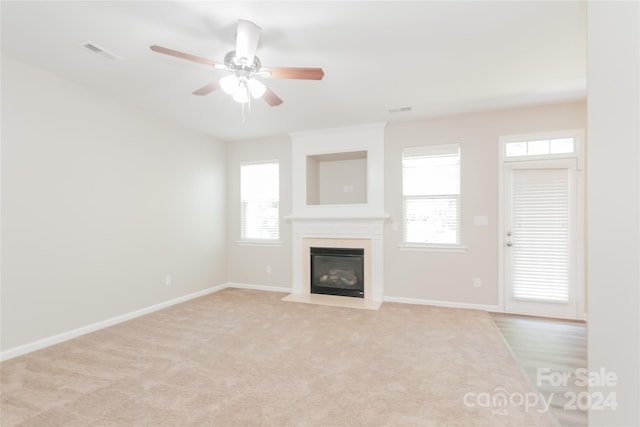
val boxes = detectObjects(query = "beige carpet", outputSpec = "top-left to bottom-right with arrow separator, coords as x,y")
1,288 -> 555,426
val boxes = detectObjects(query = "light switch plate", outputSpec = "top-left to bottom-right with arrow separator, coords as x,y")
473,216 -> 489,226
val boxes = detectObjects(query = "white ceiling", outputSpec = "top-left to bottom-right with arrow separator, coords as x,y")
1,1 -> 587,141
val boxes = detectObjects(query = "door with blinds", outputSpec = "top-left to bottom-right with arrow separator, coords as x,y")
504,159 -> 578,318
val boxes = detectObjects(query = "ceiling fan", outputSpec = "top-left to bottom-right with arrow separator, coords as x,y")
150,19 -> 324,107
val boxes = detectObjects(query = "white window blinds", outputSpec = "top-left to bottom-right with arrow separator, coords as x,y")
511,168 -> 570,302
241,161 -> 279,240
402,144 -> 461,245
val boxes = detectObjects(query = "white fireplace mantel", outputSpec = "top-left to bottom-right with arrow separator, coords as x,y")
286,214 -> 390,223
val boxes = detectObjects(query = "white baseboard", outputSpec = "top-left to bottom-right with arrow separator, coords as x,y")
225,282 -> 292,293
383,295 -> 499,312
0,283 -> 228,362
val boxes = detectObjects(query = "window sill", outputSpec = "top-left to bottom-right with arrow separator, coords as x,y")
237,239 -> 283,248
398,243 -> 468,253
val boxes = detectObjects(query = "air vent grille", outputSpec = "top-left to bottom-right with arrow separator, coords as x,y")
388,106 -> 412,113
80,41 -> 121,61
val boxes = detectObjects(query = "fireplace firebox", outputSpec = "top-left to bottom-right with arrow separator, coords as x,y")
310,247 -> 364,298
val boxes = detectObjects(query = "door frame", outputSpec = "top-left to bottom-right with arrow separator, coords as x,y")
497,129 -> 586,320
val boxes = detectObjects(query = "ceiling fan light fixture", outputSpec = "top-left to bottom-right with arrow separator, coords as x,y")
220,74 -> 240,95
232,83 -> 250,104
221,75 -> 264,103
248,78 -> 266,99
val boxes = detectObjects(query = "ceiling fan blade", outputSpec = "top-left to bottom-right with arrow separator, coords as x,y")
150,45 -> 218,67
192,80 -> 221,96
262,87 -> 283,107
236,20 -> 261,64
261,67 -> 325,80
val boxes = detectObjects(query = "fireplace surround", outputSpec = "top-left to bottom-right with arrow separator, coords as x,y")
284,234 -> 382,309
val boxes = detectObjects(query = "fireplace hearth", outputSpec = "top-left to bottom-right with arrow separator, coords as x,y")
310,247 -> 364,298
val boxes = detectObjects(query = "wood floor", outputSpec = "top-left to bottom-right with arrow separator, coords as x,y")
491,313 -> 588,427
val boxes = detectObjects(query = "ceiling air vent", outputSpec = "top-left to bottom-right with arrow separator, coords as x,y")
80,41 -> 121,61
388,106 -> 412,114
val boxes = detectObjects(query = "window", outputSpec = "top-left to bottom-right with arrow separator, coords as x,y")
241,160 -> 279,241
402,144 -> 461,245
505,137 -> 575,158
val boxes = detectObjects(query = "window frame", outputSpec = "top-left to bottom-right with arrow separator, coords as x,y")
399,143 -> 466,252
239,159 -> 281,245
501,129 -> 584,168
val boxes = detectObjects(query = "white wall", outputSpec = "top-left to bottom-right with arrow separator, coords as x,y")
587,2 -> 640,425
318,158 -> 367,205
226,136 -> 292,289
383,102 -> 586,306
1,56 -> 228,353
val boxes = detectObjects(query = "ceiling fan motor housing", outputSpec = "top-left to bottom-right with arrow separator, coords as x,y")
224,50 -> 261,76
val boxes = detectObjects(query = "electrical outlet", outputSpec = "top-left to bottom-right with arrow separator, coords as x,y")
165,275 -> 172,286
266,265 -> 272,274
474,278 -> 481,288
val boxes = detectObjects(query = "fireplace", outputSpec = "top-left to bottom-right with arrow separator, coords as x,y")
285,123 -> 387,309
310,247 -> 364,298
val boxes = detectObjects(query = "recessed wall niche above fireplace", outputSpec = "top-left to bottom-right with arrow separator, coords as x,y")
289,122 -> 386,218
306,150 -> 368,206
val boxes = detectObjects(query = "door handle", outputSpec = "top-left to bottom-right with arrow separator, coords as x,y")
506,241 -> 513,247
